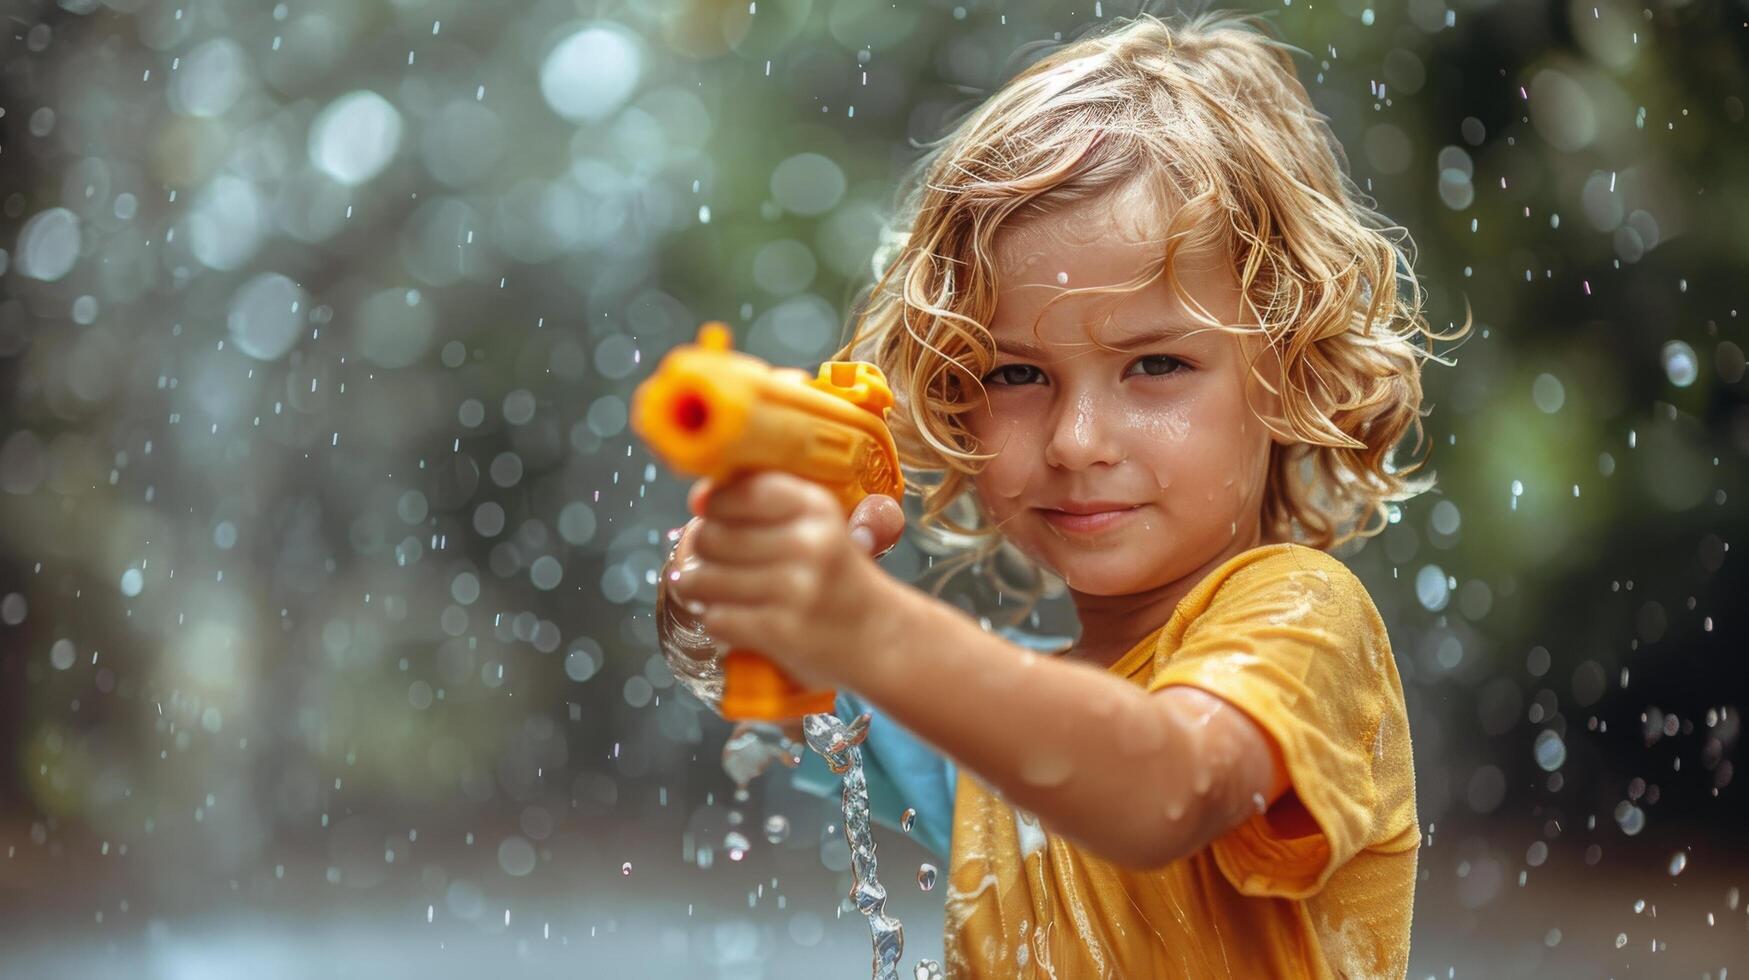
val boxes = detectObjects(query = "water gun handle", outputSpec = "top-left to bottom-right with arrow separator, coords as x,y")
632,321 -> 905,721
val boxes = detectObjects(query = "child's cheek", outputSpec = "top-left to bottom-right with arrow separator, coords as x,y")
983,452 -> 1032,503
1129,404 -> 1194,493
967,415 -> 1035,503
973,462 -> 1032,535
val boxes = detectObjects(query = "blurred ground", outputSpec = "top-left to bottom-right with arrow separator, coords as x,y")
2,813 -> 1743,979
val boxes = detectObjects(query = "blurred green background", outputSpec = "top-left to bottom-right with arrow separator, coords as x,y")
0,0 -> 1744,976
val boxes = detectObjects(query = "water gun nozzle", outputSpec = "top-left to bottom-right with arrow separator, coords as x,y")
671,390 -> 711,434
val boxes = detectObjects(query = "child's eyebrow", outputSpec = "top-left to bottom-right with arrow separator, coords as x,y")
992,324 -> 1196,359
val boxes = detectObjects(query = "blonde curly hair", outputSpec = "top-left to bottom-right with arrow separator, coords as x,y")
830,7 -> 1468,619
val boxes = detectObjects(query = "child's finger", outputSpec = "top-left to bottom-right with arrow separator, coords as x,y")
692,520 -> 810,566
687,477 -> 714,518
675,560 -> 788,608
848,494 -> 904,557
704,472 -> 827,524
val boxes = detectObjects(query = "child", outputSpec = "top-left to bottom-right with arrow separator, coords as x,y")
661,8 -> 1463,977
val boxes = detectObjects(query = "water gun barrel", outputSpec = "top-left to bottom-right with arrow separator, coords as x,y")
631,321 -> 905,720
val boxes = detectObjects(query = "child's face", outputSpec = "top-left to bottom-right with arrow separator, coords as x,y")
964,182 -> 1287,597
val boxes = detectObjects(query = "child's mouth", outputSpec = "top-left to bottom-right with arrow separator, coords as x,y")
1036,504 -> 1144,534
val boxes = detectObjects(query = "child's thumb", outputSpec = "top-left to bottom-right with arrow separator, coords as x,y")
847,493 -> 903,557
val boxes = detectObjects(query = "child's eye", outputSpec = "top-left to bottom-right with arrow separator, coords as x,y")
981,364 -> 1043,386
1126,354 -> 1189,379
979,355 -> 1189,387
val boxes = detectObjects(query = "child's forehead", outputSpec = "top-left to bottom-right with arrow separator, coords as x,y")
991,180 -> 1218,283
989,209 -> 1235,332
997,183 -> 1161,249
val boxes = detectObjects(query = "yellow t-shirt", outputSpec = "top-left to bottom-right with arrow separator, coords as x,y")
943,542 -> 1419,979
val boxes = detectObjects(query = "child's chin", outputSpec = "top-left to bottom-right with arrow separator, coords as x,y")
1046,556 -> 1153,596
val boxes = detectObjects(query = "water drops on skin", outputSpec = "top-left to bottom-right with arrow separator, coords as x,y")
984,646 -> 1039,692
1018,747 -> 1074,788
1186,701 -> 1226,797
1191,760 -> 1216,798
1163,793 -> 1188,822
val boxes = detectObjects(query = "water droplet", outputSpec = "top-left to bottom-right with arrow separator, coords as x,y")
763,814 -> 790,845
900,807 -> 916,833
15,207 -> 81,282
1533,730 -> 1566,771
1668,851 -> 1687,876
620,861 -> 632,876
310,90 -> 404,186
540,24 -> 642,124
497,836 -> 536,877
725,830 -> 750,861
917,863 -> 937,891
1661,340 -> 1698,387
1531,372 -> 1566,413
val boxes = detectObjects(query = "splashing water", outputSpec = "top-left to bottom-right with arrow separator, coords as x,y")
803,711 -> 904,980
720,722 -> 804,789
678,605 -> 941,978
796,712 -> 947,980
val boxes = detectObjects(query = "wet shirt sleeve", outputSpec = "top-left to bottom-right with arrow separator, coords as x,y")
1145,552 -> 1390,899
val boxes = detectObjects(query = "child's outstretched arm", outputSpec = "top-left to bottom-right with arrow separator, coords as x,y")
840,582 -> 1298,869
670,470 -> 1300,870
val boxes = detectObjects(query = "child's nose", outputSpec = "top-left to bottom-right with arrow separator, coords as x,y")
1041,391 -> 1126,469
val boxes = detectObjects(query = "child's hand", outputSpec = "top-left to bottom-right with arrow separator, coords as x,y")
664,479 -> 902,599
666,471 -> 902,691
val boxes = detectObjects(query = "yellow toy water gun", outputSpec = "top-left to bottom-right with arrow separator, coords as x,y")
631,321 -> 905,721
